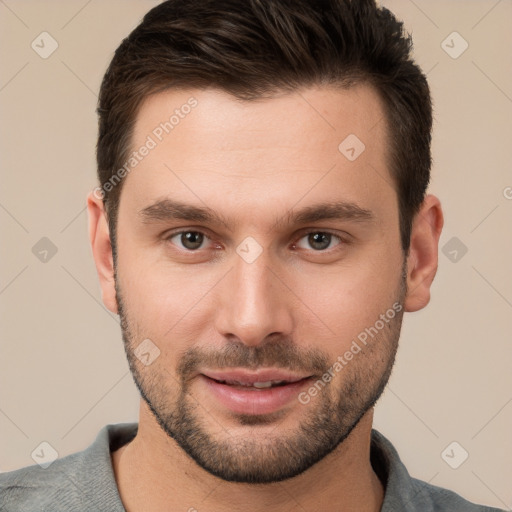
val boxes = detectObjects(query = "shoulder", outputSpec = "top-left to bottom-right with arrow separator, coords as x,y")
0,451 -> 88,512
370,429 -> 507,512
408,475 -> 507,512
0,423 -> 136,512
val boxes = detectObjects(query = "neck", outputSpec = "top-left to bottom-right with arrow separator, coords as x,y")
112,403 -> 384,512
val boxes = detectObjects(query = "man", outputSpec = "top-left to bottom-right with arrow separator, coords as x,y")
0,0 -> 506,511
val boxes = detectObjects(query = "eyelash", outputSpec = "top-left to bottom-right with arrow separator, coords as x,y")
163,229 -> 349,254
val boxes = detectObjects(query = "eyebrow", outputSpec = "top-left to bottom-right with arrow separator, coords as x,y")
138,198 -> 375,231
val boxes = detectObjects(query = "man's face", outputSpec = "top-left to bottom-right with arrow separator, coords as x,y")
113,85 -> 406,483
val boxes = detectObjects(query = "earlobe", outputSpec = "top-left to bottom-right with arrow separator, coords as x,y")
404,194 -> 444,313
86,191 -> 118,314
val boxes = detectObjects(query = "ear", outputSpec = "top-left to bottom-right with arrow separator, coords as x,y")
404,194 -> 444,312
87,190 -> 118,314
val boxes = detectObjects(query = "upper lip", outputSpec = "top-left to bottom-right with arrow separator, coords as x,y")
201,368 -> 312,385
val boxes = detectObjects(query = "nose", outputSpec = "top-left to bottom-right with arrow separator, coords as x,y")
213,246 -> 294,347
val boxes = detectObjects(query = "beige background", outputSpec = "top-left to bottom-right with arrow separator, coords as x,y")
0,0 -> 511,509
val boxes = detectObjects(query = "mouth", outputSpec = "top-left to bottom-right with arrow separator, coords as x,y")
207,378 -> 300,389
198,368 -> 314,415
201,368 -> 311,388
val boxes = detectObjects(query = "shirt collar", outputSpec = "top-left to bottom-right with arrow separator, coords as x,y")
370,428 -> 432,511
94,423 -> 427,510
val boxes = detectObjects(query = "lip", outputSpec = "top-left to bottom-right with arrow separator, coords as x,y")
201,368 -> 311,385
199,369 -> 313,415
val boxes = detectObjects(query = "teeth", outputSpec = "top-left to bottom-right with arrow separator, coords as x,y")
220,379 -> 286,388
253,381 -> 273,388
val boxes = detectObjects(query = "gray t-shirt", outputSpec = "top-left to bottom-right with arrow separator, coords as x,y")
0,423 -> 506,511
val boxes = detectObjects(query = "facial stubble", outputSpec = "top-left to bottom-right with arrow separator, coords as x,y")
114,262 -> 407,483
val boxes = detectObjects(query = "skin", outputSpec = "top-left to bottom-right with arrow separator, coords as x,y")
87,84 -> 443,512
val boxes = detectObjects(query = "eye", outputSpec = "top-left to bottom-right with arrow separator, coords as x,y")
294,231 -> 344,251
166,230 -> 212,251
164,229 -> 347,254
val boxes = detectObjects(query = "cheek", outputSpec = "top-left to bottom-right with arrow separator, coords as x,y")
117,254 -> 219,354
301,248 -> 402,351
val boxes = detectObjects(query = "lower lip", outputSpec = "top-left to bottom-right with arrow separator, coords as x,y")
200,375 -> 312,415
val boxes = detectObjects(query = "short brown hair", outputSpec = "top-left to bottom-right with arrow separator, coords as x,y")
96,0 -> 432,255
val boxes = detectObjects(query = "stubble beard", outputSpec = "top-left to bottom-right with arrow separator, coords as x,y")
115,264 -> 407,483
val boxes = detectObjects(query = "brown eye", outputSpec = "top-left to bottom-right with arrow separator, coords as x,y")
168,231 -> 207,251
308,232 -> 332,250
295,232 -> 342,251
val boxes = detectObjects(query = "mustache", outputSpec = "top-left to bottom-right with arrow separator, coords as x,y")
177,337 -> 330,382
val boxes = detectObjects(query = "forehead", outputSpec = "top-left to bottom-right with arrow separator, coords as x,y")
132,84 -> 388,159
120,85 -> 395,229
